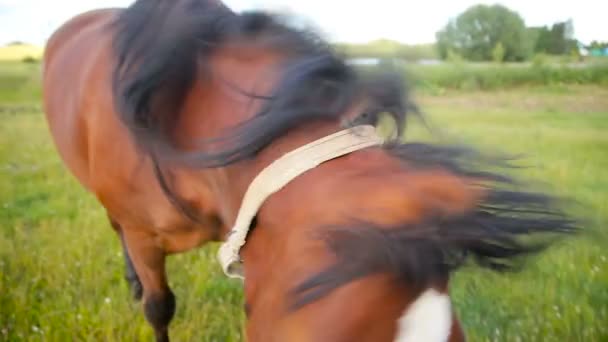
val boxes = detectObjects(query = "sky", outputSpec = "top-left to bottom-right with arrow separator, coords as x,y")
0,0 -> 606,46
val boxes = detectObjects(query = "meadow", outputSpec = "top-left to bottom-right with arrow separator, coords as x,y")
0,45 -> 43,62
0,60 -> 607,341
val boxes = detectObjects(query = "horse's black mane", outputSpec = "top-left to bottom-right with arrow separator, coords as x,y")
290,143 -> 580,310
112,0 -> 580,313
112,0 -> 405,167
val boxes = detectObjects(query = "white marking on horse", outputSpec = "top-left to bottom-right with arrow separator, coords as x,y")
394,288 -> 452,342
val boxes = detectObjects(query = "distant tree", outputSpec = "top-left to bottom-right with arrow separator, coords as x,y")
436,4 -> 532,61
531,26 -> 552,53
588,40 -> 608,50
22,56 -> 38,64
532,20 -> 578,55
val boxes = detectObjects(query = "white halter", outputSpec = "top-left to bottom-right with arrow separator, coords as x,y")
217,125 -> 385,279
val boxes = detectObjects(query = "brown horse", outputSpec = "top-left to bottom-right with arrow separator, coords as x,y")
42,0 -> 578,341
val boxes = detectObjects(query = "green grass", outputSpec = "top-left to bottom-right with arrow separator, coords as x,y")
1,62 -> 607,341
0,62 -> 42,105
414,90 -> 608,342
403,62 -> 608,93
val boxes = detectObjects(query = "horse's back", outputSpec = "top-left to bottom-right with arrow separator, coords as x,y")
42,9 -> 167,221
43,8 -> 119,70
43,8 -> 120,190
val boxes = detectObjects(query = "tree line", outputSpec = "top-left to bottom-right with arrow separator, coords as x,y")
436,4 -> 582,62
337,4 -> 603,63
335,40 -> 437,62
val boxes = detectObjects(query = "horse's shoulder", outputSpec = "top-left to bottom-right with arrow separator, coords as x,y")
44,8 -> 119,62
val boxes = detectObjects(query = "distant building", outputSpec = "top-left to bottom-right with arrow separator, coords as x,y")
578,42 -> 608,57
589,47 -> 608,57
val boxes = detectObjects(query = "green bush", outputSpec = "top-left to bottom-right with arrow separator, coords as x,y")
22,56 -> 38,64
404,63 -> 608,91
492,42 -> 506,63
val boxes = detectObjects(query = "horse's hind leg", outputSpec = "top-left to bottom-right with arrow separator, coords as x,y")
109,216 -> 143,300
121,228 -> 176,342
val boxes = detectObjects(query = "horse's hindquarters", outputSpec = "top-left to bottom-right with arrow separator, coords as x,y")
42,9 -> 119,190
41,6 -> 222,247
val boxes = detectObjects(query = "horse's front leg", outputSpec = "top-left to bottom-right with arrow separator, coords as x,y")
122,229 -> 176,342
109,216 -> 143,300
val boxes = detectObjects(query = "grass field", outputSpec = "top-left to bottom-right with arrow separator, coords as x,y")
1,62 -> 607,341
0,45 -> 43,62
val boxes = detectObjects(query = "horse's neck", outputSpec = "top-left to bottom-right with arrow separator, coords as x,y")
172,50 -> 282,146
168,50 -> 380,231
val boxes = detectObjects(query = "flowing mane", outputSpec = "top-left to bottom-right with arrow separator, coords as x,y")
111,0 -> 409,167
290,142 -> 578,310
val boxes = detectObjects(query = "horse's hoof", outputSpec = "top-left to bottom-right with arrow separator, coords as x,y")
131,280 -> 143,301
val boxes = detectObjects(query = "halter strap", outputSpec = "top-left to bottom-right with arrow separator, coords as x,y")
217,125 -> 385,279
